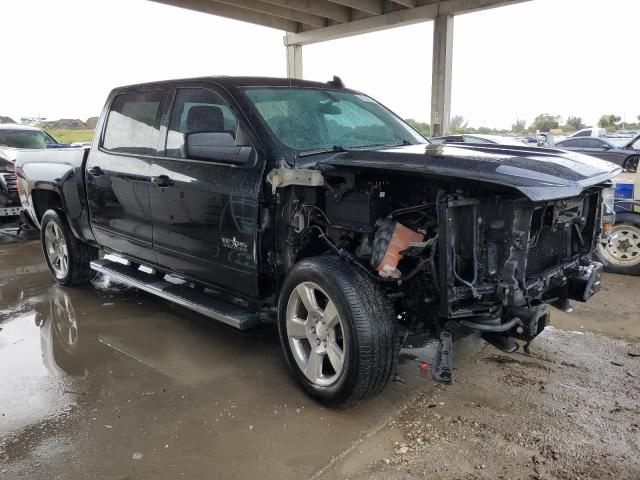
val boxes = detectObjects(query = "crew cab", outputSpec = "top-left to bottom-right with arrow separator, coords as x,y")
16,77 -> 621,406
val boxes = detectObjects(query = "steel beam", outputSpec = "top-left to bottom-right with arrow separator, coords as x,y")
390,0 -> 416,7
285,0 -> 527,45
211,0 -> 328,28
261,0 -> 350,23
153,0 -> 300,32
326,0 -> 383,15
430,14 -> 453,136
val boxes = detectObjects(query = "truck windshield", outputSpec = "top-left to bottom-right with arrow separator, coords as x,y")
243,87 -> 426,154
0,129 -> 58,149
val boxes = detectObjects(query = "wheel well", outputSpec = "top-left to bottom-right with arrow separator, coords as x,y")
32,189 -> 63,223
623,155 -> 639,170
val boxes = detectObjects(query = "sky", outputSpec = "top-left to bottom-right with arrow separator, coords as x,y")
1,0 -> 638,129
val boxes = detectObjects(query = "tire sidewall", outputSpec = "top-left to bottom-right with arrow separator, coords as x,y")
41,209 -> 76,285
277,258 -> 361,405
595,212 -> 640,276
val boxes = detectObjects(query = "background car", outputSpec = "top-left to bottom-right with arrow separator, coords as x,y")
552,136 -> 639,172
429,134 -> 527,146
569,127 -> 606,138
595,176 -> 640,276
0,124 -> 67,228
0,124 -> 63,163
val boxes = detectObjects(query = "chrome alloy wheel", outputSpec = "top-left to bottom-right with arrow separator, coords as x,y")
44,221 -> 69,279
599,224 -> 640,267
286,282 -> 346,387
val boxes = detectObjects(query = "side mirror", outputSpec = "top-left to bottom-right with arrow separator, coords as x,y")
600,144 -> 611,150
185,132 -> 254,165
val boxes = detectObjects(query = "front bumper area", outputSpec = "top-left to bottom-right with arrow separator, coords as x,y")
454,261 -> 603,347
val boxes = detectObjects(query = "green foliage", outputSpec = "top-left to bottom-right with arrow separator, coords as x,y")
46,129 -> 94,143
566,116 -> 586,131
511,119 -> 526,133
450,115 -> 469,133
598,114 -> 621,128
531,114 -> 560,132
405,119 -> 431,137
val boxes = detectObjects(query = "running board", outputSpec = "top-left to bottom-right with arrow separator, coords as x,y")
90,259 -> 259,330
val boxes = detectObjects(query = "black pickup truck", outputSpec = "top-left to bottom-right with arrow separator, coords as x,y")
16,76 -> 620,406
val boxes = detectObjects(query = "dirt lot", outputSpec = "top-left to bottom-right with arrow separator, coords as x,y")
0,234 -> 639,480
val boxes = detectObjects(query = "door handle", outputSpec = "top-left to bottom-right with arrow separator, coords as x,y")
152,175 -> 173,187
88,166 -> 104,176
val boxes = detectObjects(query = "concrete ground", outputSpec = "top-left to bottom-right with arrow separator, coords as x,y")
0,233 -> 639,480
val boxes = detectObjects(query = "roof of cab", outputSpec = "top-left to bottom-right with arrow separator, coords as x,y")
113,76 -> 352,92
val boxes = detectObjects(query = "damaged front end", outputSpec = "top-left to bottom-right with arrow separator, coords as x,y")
438,188 -> 606,353
276,152 -> 616,384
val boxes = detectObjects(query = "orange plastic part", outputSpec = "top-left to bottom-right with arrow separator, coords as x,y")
376,222 -> 424,278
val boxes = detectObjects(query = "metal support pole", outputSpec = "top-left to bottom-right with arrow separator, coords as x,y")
430,14 -> 453,137
286,44 -> 303,79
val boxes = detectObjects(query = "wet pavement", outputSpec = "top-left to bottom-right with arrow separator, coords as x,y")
0,235 -> 449,480
1,232 -> 639,480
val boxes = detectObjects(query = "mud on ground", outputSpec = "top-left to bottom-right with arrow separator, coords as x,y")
318,326 -> 640,480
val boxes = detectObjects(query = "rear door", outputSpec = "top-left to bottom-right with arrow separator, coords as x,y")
581,138 -> 625,165
149,84 -> 265,298
555,138 -> 584,152
86,89 -> 168,264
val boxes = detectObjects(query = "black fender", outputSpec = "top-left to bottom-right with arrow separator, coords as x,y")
15,147 -> 96,244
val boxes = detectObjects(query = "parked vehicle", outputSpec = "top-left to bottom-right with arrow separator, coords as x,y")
430,134 -> 527,146
16,76 -> 621,406
552,136 -> 639,172
0,125 -> 46,225
570,127 -> 606,138
595,177 -> 640,275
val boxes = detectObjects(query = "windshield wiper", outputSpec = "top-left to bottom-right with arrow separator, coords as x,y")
298,145 -> 349,158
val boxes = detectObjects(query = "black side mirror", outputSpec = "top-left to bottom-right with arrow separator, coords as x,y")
185,132 -> 254,165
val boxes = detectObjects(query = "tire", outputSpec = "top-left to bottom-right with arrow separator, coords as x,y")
278,255 -> 398,407
623,156 -> 639,173
595,212 -> 640,276
41,209 -> 97,286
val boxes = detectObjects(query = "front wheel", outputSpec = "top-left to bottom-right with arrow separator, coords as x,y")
278,256 -> 398,407
595,212 -> 640,276
41,209 -> 97,286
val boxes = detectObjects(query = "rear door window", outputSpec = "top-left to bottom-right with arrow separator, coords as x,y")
557,139 -> 583,148
582,139 -> 606,148
102,91 -> 165,155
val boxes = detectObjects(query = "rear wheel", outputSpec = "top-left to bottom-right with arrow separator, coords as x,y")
278,255 -> 398,407
596,213 -> 640,276
623,155 -> 639,173
41,209 -> 97,286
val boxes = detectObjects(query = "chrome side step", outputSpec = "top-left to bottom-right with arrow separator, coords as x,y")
90,259 -> 259,330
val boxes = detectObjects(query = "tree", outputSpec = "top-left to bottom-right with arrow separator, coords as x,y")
566,116 -> 585,131
598,114 -> 621,128
450,115 -> 469,133
511,119 -> 526,133
405,119 -> 430,137
531,114 -> 560,132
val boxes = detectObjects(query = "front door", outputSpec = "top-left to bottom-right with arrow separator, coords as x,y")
87,89 -> 168,264
150,86 -> 264,298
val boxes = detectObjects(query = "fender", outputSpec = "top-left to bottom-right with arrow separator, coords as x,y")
16,147 -> 96,244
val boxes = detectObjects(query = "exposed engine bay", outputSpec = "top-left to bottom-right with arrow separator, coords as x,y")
276,169 -> 606,361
